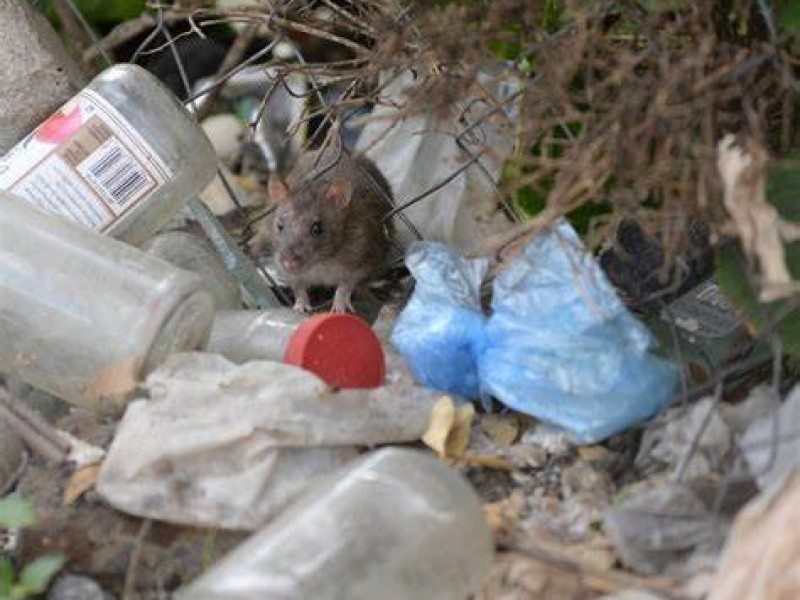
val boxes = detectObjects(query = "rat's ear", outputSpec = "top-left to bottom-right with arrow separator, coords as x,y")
324,180 -> 353,210
268,176 -> 291,203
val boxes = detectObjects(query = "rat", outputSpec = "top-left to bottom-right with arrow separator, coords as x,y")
248,146 -> 394,313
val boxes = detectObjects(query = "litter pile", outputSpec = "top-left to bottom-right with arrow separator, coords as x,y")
0,1 -> 798,599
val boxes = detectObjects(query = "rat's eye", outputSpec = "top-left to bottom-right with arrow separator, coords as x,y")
276,220 -> 284,233
310,221 -> 324,236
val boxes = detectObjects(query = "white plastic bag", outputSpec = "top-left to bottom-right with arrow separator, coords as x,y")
357,65 -> 519,250
97,353 -> 439,530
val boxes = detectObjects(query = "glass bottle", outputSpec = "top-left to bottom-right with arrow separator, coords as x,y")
205,309 -> 307,364
0,64 -> 217,246
178,448 -> 494,600
0,195 -> 215,414
141,230 -> 243,310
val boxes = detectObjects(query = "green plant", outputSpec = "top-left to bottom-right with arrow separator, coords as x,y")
715,152 -> 800,359
0,498 -> 65,600
35,0 -> 146,28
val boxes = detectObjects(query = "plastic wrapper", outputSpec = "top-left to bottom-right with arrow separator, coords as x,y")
391,221 -> 678,443
391,244 -> 488,398
96,353 -> 440,530
480,223 -> 679,442
356,66 -> 518,250
739,384 -> 800,490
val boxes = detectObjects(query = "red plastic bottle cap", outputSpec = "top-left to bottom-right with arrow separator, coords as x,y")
283,313 -> 385,389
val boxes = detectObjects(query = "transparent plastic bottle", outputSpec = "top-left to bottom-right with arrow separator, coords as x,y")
178,448 -> 494,600
0,64 -> 217,246
0,195 -> 215,414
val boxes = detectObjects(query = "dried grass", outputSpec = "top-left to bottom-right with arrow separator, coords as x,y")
93,1 -> 798,273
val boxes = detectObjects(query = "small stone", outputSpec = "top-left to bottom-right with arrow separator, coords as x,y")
480,414 -> 520,447
48,575 -> 105,600
561,461 -> 615,500
505,444 -> 548,469
577,445 -> 612,463
739,384 -> 800,490
0,0 -> 85,153
520,424 -> 573,457
604,482 -> 725,575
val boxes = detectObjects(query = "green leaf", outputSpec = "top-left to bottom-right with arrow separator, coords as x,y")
715,243 -> 800,358
0,498 -> 36,529
715,148 -> 800,358
17,555 -> 65,595
488,39 -> 522,61
515,184 -> 546,216
0,557 -> 13,596
776,0 -> 800,32
35,0 -> 145,34
766,151 -> 800,221
85,0 -> 147,21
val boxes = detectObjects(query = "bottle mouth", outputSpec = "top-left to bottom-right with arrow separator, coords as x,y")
142,289 -> 215,377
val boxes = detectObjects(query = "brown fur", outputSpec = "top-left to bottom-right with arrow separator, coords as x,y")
248,146 -> 394,312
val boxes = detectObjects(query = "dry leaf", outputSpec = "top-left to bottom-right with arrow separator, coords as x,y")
476,549 -> 676,600
709,470 -> 800,600
422,396 -> 455,456
87,357 -> 139,397
422,396 -> 474,459
481,414 -> 520,447
474,551 -> 586,599
483,492 -> 524,538
577,445 -> 611,463
64,463 -> 101,505
448,402 -> 475,457
534,534 -> 617,573
462,455 -> 515,471
717,135 -> 800,302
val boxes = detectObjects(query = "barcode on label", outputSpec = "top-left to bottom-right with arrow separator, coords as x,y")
79,138 -> 155,209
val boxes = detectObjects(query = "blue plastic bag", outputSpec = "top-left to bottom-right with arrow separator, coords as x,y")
390,221 -> 678,443
390,243 -> 488,399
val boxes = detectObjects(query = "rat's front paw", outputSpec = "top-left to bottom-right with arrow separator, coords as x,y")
330,298 -> 354,313
291,287 -> 312,313
292,299 -> 312,313
331,283 -> 356,314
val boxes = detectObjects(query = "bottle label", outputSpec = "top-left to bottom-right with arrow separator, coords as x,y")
0,89 -> 173,233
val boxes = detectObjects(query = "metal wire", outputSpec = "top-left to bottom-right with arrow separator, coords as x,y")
60,0 -> 113,66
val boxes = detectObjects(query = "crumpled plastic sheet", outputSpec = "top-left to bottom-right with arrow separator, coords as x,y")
390,244 -> 488,399
356,66 -> 519,251
391,221 -> 678,443
739,383 -> 800,490
96,353 -> 440,530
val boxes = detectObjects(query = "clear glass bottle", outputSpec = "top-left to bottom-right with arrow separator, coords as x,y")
206,310 -> 386,389
0,195 -> 215,414
178,448 -> 494,600
0,64 -> 217,246
141,230 -> 243,310
205,309 -> 307,363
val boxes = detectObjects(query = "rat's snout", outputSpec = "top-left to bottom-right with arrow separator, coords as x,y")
278,247 -> 307,273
